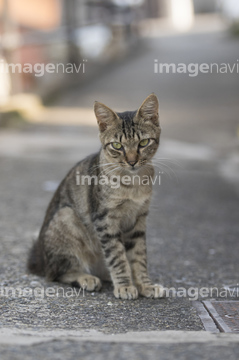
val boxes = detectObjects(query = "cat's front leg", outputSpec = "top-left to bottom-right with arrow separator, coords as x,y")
125,227 -> 165,299
93,212 -> 138,300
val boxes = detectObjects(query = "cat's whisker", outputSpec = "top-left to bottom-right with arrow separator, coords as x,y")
144,164 -> 171,178
137,159 -> 172,180
98,164 -> 119,177
152,163 -> 177,181
103,166 -> 121,177
152,159 -> 178,175
105,169 -> 122,178
151,162 -> 172,177
138,160 -> 149,168
90,162 -> 116,171
142,167 -> 152,178
97,162 -> 116,168
91,166 -> 116,177
140,163 -> 154,176
153,158 -> 182,168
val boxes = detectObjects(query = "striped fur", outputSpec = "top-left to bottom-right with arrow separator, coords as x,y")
27,94 -> 165,299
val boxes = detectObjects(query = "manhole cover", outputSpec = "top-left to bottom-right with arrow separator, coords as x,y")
203,301 -> 239,333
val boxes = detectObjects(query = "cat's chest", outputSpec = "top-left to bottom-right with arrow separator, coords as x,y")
106,186 -> 150,231
109,184 -> 151,207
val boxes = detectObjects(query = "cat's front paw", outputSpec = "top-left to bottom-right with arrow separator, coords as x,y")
139,284 -> 165,299
114,285 -> 138,300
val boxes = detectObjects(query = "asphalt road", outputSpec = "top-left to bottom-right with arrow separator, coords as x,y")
0,28 -> 239,359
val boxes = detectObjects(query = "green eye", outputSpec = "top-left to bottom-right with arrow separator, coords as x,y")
112,142 -> 122,150
139,139 -> 149,147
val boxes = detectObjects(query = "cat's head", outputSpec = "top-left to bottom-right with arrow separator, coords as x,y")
94,94 -> 161,172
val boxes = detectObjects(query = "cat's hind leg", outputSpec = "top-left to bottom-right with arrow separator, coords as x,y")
60,272 -> 102,291
43,206 -> 102,291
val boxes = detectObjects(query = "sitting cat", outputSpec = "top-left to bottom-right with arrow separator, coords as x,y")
27,93 -> 165,300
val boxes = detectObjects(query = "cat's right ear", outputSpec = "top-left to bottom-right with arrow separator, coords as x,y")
94,102 -> 117,132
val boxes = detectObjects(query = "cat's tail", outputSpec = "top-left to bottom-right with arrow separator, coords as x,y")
27,239 -> 45,276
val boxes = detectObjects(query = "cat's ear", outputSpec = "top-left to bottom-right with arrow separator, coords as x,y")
94,101 -> 117,132
137,93 -> 159,126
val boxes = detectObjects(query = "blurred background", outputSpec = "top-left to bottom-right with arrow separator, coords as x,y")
0,0 -> 238,102
0,0 -> 239,290
1,0 -> 239,195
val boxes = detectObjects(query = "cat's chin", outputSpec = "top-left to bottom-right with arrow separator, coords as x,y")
125,166 -> 141,174
119,167 -> 136,175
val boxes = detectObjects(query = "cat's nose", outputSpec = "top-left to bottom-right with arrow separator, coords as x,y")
128,160 -> 137,167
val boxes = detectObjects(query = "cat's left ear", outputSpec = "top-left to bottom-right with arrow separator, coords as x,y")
137,93 -> 159,126
94,101 -> 118,132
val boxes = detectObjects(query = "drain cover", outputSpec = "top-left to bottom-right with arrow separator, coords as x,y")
203,301 -> 239,333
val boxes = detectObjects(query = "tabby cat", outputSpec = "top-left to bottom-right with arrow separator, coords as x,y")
27,93 -> 165,300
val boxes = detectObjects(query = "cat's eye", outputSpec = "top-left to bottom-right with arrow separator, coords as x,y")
112,142 -> 122,150
139,139 -> 149,147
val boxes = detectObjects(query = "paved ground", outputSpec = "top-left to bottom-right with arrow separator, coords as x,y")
1,329 -> 239,360
0,25 -> 239,359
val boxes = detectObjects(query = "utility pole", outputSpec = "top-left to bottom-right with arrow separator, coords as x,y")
2,0 -> 10,58
2,0 -> 22,94
0,0 -> 11,105
64,0 -> 80,65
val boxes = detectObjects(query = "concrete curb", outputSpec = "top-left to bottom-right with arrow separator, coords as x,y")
1,328 -> 239,346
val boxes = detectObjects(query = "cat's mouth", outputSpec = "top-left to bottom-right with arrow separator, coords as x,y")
127,167 -> 137,173
117,160 -> 149,174
121,163 -> 143,173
